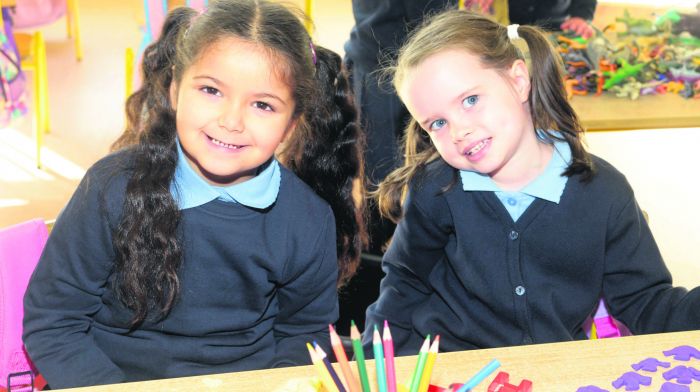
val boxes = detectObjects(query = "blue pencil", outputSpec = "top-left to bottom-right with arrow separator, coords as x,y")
315,342 -> 347,392
372,326 -> 388,392
454,359 -> 501,392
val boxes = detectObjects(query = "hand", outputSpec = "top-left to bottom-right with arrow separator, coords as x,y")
560,17 -> 594,38
463,0 -> 494,13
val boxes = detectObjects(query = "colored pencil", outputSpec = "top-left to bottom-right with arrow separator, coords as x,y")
315,342 -> 347,392
307,342 -> 340,392
329,324 -> 361,392
350,321 -> 371,392
408,335 -> 431,392
417,335 -> 440,392
373,326 -> 388,392
454,359 -> 501,392
382,320 -> 397,392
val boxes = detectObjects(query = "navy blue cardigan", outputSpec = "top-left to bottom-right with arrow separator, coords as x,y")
365,156 -> 700,355
23,150 -> 339,388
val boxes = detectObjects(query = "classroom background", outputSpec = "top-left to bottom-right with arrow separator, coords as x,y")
1,0 -> 699,295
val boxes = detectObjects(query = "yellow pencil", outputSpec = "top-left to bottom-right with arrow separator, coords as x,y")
417,336 -> 440,392
307,342 -> 340,392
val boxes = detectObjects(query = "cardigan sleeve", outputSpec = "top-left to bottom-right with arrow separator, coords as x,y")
568,0 -> 597,21
364,181 -> 452,355
602,193 -> 700,333
271,207 -> 338,367
23,166 -> 126,389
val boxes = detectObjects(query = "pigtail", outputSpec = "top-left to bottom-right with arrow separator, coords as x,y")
111,7 -> 195,151
112,7 -> 196,326
281,45 -> 367,287
375,119 -> 440,223
517,26 -> 594,181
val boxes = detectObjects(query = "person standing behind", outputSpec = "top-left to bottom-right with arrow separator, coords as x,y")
467,0 -> 597,38
365,9 -> 700,355
23,0 -> 365,389
343,0 -> 455,255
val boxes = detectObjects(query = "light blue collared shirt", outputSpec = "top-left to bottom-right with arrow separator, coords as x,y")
170,141 -> 281,210
459,138 -> 571,221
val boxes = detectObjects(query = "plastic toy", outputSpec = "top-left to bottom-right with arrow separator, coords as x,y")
662,365 -> 700,384
659,382 -> 690,392
575,386 -> 609,392
663,344 -> 700,360
631,358 -> 670,372
603,59 -> 646,90
486,371 -> 532,392
611,371 -> 652,390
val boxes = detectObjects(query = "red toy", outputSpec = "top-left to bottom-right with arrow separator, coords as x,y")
487,371 -> 533,392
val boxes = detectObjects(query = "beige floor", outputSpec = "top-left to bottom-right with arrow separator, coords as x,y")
1,1 -> 699,290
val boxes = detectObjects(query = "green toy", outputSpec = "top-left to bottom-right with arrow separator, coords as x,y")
603,59 -> 647,90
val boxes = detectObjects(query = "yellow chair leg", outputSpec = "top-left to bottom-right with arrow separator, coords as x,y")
67,0 -> 83,61
304,0 -> 312,34
125,47 -> 134,99
30,33 -> 43,169
36,32 -> 50,136
65,0 -> 73,38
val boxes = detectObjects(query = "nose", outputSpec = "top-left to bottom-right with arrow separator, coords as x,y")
218,105 -> 244,133
451,126 -> 472,143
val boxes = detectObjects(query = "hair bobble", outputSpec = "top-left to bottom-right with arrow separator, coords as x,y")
506,24 -> 532,73
309,41 -> 317,65
507,24 -> 520,39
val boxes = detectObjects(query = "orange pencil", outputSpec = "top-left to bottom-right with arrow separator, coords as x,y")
307,343 -> 340,392
330,324 -> 361,392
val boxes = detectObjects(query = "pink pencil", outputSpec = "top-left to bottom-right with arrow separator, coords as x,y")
382,320 -> 397,392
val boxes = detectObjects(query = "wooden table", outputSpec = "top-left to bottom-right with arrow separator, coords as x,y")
56,330 -> 700,391
572,94 -> 700,131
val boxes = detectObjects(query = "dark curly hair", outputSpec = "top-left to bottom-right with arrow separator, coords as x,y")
111,0 -> 366,326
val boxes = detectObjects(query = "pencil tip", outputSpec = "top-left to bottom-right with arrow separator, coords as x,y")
350,322 -> 361,340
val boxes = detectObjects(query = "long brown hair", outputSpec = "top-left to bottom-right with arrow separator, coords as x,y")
377,10 -> 593,222
112,0 -> 366,326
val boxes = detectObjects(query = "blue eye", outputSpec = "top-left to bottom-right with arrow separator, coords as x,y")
462,95 -> 479,108
429,119 -> 447,131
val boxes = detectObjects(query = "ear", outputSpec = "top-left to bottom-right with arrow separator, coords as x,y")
508,59 -> 531,103
281,116 -> 299,143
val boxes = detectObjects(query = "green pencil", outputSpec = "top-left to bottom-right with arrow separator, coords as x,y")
350,321 -> 371,392
409,335 -> 431,392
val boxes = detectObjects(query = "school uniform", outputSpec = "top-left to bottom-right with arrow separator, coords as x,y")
344,0 -> 455,184
509,0 -> 597,31
23,144 -> 339,389
364,140 -> 700,355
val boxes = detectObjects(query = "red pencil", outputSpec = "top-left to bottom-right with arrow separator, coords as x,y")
382,320 -> 397,392
330,324 -> 361,392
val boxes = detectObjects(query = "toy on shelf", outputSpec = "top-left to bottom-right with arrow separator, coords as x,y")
486,371 -> 532,392
556,7 -> 700,100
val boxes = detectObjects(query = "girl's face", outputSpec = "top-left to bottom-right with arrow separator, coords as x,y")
399,49 -> 548,190
171,37 -> 297,186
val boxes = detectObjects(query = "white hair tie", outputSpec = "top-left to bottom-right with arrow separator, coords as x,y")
507,24 -> 520,40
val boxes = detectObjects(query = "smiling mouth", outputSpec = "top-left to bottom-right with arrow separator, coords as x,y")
210,136 -> 244,149
466,139 -> 489,156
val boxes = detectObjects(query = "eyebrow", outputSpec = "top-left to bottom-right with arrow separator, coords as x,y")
192,75 -> 290,106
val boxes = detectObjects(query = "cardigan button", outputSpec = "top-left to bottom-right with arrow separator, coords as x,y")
515,285 -> 526,296
509,230 -> 519,240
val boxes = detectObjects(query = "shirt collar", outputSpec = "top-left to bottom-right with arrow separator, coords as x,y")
171,141 -> 281,210
459,136 -> 571,204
